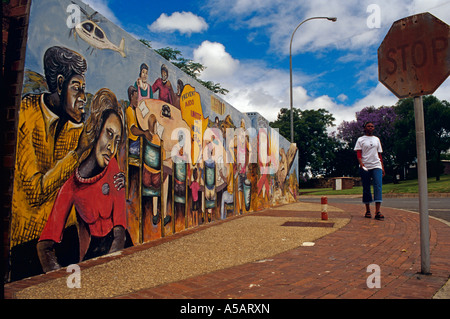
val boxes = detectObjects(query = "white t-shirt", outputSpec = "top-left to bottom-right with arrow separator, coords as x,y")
354,135 -> 383,170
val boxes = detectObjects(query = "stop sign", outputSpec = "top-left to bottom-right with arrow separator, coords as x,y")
378,12 -> 450,99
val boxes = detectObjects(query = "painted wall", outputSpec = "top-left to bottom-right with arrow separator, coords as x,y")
9,0 -> 298,281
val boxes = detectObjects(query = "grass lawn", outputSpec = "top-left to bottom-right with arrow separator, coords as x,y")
299,174 -> 450,196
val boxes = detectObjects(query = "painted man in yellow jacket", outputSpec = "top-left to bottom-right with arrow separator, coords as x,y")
11,46 -> 91,250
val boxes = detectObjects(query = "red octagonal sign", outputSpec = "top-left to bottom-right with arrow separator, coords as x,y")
378,12 -> 450,99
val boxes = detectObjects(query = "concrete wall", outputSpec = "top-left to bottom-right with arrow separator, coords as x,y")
6,0 -> 298,281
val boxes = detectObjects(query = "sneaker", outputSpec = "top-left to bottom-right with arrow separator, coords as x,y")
375,212 -> 384,220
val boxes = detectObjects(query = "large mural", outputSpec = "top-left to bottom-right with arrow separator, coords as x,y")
8,0 -> 298,281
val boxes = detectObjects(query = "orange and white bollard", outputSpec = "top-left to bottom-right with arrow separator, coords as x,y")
321,196 -> 328,220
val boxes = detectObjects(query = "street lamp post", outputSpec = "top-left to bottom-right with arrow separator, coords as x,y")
289,17 -> 337,143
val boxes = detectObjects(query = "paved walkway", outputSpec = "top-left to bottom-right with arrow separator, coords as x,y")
115,203 -> 450,299
4,201 -> 450,299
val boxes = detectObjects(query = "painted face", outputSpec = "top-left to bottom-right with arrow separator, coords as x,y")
130,91 -> 138,107
63,74 -> 86,123
140,68 -> 148,83
95,113 -> 122,168
161,69 -> 168,82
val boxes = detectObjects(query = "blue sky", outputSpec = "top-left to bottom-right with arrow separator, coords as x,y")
83,0 -> 450,128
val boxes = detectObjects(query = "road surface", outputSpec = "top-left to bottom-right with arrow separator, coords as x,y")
300,195 -> 450,223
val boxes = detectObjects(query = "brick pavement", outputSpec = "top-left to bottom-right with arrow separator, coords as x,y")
4,202 -> 450,299
113,203 -> 450,299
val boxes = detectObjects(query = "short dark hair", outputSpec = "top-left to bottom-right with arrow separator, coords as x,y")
43,46 -> 87,93
161,64 -> 168,75
127,85 -> 138,101
139,63 -> 148,77
363,121 -> 374,128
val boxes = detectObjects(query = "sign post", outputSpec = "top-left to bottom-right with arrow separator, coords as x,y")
378,12 -> 450,275
413,96 -> 430,274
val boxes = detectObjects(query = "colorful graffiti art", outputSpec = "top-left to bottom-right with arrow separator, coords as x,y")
8,0 -> 298,282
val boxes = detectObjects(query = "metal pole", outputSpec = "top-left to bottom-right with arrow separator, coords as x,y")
290,51 -> 294,143
289,17 -> 337,143
413,96 -> 431,275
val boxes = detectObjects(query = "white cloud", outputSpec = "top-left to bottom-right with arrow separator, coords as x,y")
149,11 -> 208,35
220,66 -> 289,122
206,0 -> 450,55
82,0 -> 120,25
190,39 -> 376,126
193,41 -> 240,79
352,83 -> 398,109
199,0 -> 450,130
337,94 -> 348,102
70,0 -> 450,136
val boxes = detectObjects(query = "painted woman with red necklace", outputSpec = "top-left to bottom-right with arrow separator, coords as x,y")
37,88 -> 127,273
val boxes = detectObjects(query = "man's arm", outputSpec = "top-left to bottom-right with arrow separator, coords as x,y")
15,98 -> 86,207
378,152 -> 385,176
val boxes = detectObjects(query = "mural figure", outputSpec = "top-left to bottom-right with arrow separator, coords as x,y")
235,119 -> 251,214
276,144 -> 298,190
204,140 -> 216,222
173,138 -> 188,231
134,63 -> 152,100
219,162 -> 234,219
209,117 -> 228,219
142,114 -> 163,225
152,64 -> 174,105
256,128 -> 271,200
136,98 -> 189,230
189,167 -> 201,223
126,85 -> 150,157
172,79 -> 184,110
8,0 -> 299,282
11,46 -> 90,249
37,88 -> 126,272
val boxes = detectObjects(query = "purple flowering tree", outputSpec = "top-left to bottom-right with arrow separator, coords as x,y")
337,106 -> 398,180
337,106 -> 397,146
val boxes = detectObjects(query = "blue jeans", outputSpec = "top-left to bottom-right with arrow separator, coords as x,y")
360,168 -> 382,204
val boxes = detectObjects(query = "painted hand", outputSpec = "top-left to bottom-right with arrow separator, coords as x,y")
113,172 -> 125,191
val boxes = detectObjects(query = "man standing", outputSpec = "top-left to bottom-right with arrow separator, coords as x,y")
354,121 -> 385,220
11,46 -> 91,251
152,64 -> 174,104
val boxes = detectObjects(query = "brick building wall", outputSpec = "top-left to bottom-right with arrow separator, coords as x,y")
2,0 -> 31,286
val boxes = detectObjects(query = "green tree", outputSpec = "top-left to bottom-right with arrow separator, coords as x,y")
270,108 -> 338,177
139,40 -> 229,95
394,95 -> 450,180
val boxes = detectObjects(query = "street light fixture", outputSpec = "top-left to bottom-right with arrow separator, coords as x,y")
289,17 -> 337,142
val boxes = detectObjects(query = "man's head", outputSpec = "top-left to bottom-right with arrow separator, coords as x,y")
363,121 -> 375,135
161,64 -> 168,83
127,85 -> 138,107
44,46 -> 88,123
